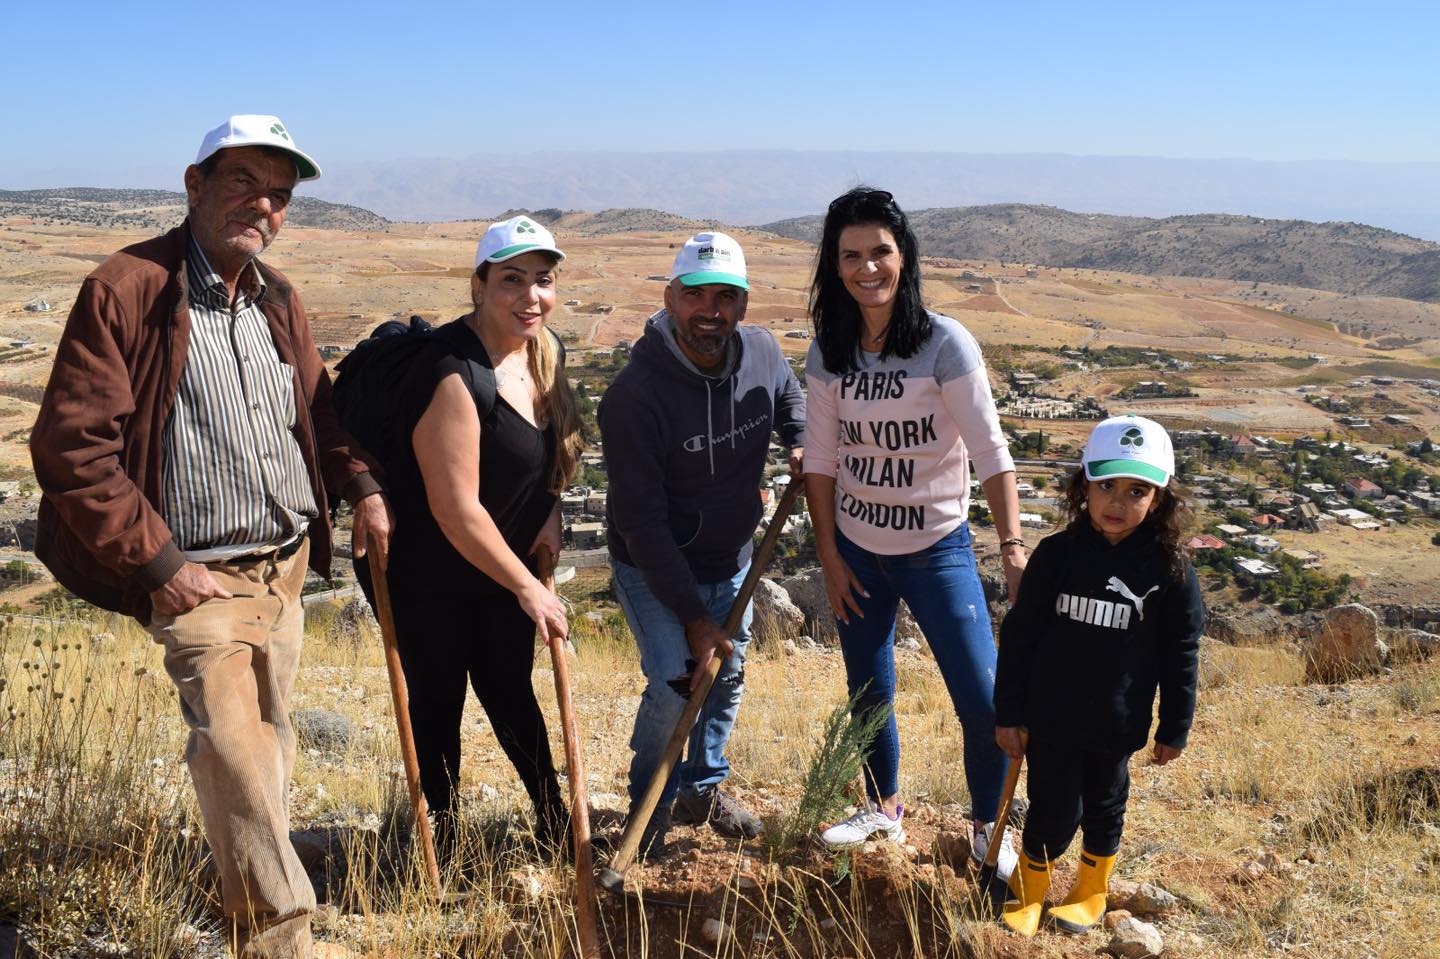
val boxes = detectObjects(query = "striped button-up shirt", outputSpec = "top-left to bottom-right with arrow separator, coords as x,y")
160,237 -> 318,561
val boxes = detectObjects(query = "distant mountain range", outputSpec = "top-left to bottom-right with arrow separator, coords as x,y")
762,204 -> 1440,303
299,150 -> 1440,243
5,187 -> 1437,304
501,207 -> 717,235
0,188 -> 389,232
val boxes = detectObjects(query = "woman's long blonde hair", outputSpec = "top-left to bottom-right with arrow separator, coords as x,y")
528,325 -> 585,494
475,257 -> 585,494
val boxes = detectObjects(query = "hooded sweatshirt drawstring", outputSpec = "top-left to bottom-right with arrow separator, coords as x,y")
703,373 -> 737,476
705,379 -> 715,476
730,374 -> 737,451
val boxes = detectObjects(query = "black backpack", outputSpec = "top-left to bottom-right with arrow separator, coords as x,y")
332,316 -> 496,472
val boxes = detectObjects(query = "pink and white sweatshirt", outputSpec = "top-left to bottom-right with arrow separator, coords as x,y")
805,313 -> 1014,555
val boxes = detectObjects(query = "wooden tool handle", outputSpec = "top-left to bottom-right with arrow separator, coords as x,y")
535,543 -> 600,959
369,549 -> 442,895
984,729 -> 1028,871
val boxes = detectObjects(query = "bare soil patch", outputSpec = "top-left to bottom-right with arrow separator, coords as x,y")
951,294 -> 1021,315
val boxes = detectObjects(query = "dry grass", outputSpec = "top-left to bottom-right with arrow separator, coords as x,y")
3,606 -> 1439,957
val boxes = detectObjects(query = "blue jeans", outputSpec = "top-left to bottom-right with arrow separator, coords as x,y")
611,558 -> 753,809
834,523 -> 1008,821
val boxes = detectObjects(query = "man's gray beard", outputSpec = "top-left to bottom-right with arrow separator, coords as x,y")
677,328 -> 726,358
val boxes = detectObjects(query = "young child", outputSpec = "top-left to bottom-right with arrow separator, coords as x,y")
993,414 -> 1205,937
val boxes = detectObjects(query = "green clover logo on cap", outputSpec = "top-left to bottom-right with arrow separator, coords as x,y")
516,220 -> 536,234
1119,427 -> 1145,448
269,122 -> 290,141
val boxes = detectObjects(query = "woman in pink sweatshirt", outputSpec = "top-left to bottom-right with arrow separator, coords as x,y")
803,188 -> 1026,880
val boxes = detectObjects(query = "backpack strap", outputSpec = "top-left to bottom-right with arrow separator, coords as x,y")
463,358 -> 497,421
431,318 -> 498,422
431,319 -> 563,424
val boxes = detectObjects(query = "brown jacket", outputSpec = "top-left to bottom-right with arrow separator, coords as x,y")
31,222 -> 381,623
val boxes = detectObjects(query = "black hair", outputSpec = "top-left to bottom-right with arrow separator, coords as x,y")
1062,466 -> 1193,582
808,186 -> 930,373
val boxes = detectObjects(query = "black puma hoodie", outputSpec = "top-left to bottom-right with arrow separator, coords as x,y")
994,520 -> 1206,751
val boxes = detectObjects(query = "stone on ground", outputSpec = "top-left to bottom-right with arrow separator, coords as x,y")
1304,604 -> 1386,682
1386,628 -> 1440,665
1104,917 -> 1164,958
1109,878 -> 1179,915
700,917 -> 728,943
753,578 -> 804,647
293,709 -> 357,752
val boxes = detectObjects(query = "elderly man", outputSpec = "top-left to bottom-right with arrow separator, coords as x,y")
598,231 -> 805,854
31,115 -> 389,959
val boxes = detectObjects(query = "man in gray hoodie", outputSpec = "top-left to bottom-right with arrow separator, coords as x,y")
599,231 -> 805,853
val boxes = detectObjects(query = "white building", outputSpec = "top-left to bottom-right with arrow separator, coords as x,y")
569,522 -> 606,550
1238,534 -> 1281,554
1327,508 -> 1385,529
1234,558 -> 1279,577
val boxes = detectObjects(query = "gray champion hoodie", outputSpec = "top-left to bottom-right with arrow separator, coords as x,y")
599,310 -> 805,623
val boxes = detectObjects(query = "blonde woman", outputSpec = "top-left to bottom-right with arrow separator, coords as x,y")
363,215 -> 584,857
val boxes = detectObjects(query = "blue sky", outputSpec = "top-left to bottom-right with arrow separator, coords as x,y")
3,0 -> 1437,187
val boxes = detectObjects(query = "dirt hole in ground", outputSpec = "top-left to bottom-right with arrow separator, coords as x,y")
1309,766 -> 1440,839
1355,766 -> 1440,827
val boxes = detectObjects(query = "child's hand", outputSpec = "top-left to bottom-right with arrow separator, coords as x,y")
1152,742 -> 1183,766
996,726 -> 1026,762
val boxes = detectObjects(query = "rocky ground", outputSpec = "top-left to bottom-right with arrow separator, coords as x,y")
3,583 -> 1438,958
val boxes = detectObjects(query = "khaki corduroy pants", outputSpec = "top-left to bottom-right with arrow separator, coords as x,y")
148,540 -> 315,959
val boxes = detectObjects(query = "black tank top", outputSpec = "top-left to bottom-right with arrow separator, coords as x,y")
389,318 -> 558,593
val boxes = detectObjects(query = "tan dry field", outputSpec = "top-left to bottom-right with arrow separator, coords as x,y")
3,218 -> 1438,493
4,219 -> 1440,956
6,604 -> 1439,958
1262,522 -> 1440,606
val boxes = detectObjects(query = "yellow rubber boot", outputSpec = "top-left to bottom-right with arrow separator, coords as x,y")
1047,850 -> 1117,932
1000,851 -> 1052,937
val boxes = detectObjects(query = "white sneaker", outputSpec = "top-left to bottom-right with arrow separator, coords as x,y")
971,820 -> 1018,883
819,803 -> 905,849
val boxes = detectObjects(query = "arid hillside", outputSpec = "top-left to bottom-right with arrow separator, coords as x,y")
764,204 -> 1440,304
0,188 -> 391,233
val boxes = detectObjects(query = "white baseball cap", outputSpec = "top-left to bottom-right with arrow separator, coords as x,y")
474,215 -> 566,267
670,231 -> 749,290
195,115 -> 321,182
1083,415 -> 1175,487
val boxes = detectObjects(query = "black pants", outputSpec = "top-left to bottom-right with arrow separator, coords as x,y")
355,556 -> 562,825
1020,736 -> 1130,860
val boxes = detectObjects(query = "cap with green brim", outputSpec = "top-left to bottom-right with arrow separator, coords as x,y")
1082,414 -> 1175,487
678,271 -> 749,290
671,231 -> 748,290
195,114 -> 322,182
474,215 -> 565,267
